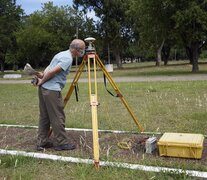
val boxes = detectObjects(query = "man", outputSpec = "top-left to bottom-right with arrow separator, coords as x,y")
35,39 -> 85,151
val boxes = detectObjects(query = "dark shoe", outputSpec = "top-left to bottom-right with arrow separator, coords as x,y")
54,144 -> 76,151
36,141 -> 53,151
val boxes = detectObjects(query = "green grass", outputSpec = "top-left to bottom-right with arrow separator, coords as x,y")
0,155 -> 193,180
0,81 -> 207,178
111,60 -> 207,76
0,81 -> 206,134
0,61 -> 207,179
1,60 -> 207,79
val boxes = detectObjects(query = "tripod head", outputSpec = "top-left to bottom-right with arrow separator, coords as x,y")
84,37 -> 96,54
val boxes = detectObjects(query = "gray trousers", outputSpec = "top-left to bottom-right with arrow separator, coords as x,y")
37,87 -> 69,146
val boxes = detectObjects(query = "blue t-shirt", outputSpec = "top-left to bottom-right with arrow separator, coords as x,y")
42,50 -> 73,91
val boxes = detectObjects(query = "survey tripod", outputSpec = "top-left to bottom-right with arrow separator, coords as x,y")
63,37 -> 143,168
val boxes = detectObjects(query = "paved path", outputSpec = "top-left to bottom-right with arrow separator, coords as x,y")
0,74 -> 207,84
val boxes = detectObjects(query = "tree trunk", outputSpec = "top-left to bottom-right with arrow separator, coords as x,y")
114,48 -> 122,69
156,39 -> 165,66
107,43 -> 111,64
0,58 -> 5,72
186,47 -> 193,64
162,45 -> 171,66
191,43 -> 199,72
186,42 -> 200,72
163,59 -> 168,66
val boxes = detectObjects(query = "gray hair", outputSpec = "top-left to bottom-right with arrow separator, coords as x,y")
69,43 -> 81,50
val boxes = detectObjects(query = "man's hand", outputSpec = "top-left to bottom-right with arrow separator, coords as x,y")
37,65 -> 62,86
31,77 -> 39,86
36,78 -> 41,86
35,72 -> 44,79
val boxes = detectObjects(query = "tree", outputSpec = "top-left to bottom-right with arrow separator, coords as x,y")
73,0 -> 132,68
0,0 -> 23,72
130,0 -> 207,71
15,2 -> 93,68
15,22 -> 52,67
129,0 -> 175,66
172,0 -> 207,72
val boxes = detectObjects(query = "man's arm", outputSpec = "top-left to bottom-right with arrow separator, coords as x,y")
35,66 -> 50,79
37,65 -> 62,86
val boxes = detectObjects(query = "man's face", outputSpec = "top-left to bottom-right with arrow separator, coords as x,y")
77,48 -> 85,57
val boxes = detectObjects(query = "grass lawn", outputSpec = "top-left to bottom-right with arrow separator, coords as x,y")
0,155 -> 193,180
1,60 -> 207,79
0,61 -> 207,179
0,81 -> 207,134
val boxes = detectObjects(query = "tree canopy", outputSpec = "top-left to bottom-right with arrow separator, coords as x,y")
74,0 -> 132,68
15,2 -> 95,68
0,0 -> 23,71
172,0 -> 207,71
1,0 -> 207,71
129,0 -> 207,71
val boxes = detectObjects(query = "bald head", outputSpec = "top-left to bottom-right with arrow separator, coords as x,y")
70,39 -> 84,49
69,39 -> 86,57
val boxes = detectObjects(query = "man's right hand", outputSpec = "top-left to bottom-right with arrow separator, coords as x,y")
31,77 -> 39,86
35,72 -> 44,79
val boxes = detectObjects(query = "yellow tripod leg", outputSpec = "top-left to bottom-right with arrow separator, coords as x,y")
87,54 -> 100,168
95,54 -> 144,132
64,56 -> 87,107
91,94 -> 100,168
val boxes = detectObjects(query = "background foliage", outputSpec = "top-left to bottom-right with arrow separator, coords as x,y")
0,0 -> 207,72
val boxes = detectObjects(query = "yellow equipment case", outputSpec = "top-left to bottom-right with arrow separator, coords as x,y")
158,133 -> 204,159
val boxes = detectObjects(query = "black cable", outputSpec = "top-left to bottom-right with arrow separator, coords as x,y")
103,74 -> 118,97
75,84 -> 79,102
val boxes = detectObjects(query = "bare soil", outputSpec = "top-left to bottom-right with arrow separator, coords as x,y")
0,127 -> 207,169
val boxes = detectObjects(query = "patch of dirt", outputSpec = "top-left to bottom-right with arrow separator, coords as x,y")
0,127 -> 207,168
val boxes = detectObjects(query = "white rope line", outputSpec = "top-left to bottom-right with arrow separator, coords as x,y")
0,124 -> 206,177
0,149 -> 206,178
0,123 -> 206,137
0,124 -> 162,135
